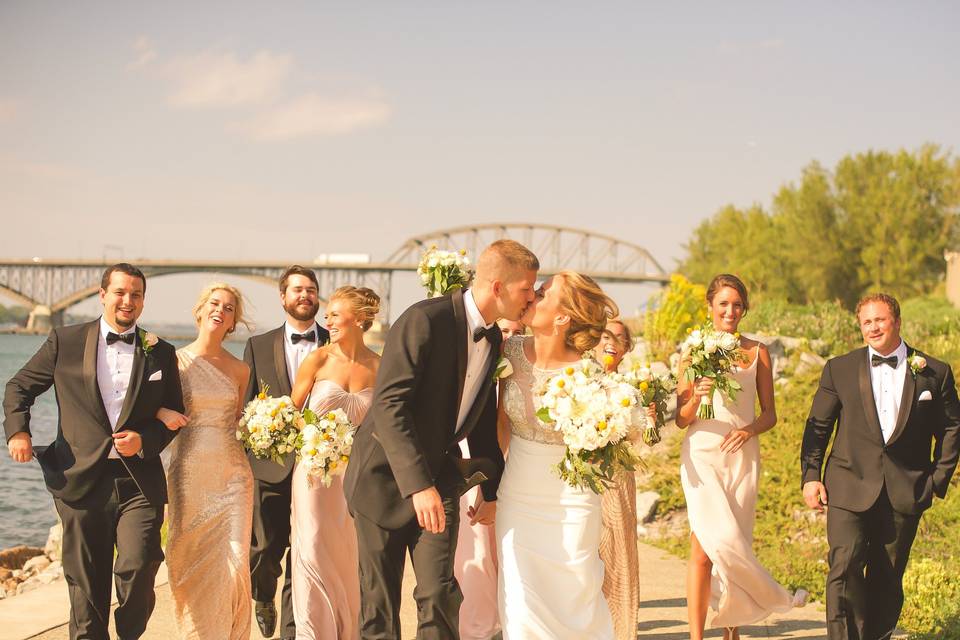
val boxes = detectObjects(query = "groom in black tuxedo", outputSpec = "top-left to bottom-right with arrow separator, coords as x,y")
4,263 -> 185,640
243,265 -> 328,639
801,293 -> 960,640
344,240 -> 538,639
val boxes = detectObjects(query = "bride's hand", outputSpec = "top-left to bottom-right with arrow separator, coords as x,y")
467,494 -> 496,526
156,407 -> 189,431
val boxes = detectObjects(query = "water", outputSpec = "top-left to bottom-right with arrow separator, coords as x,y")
0,333 -> 243,549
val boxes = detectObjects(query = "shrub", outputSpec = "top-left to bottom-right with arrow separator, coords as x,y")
901,558 -> 960,639
643,275 -> 706,362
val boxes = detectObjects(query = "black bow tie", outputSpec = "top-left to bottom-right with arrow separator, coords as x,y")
290,331 -> 316,345
871,354 -> 898,368
473,325 -> 499,344
106,331 -> 135,346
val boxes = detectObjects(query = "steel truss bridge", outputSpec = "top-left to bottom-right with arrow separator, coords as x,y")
0,223 -> 669,330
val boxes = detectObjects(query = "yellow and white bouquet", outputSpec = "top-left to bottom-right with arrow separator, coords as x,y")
536,358 -> 643,494
618,354 -> 676,446
682,325 -> 745,419
237,383 -> 304,464
296,408 -> 356,487
417,245 -> 473,297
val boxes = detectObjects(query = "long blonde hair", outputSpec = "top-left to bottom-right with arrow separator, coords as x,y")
554,270 -> 619,353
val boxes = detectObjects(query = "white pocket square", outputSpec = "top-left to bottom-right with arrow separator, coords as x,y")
148,370 -> 163,382
918,390 -> 933,402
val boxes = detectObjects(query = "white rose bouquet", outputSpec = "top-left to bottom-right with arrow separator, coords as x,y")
682,325 -> 745,420
618,354 -> 676,446
237,383 -> 304,464
417,245 -> 473,297
535,358 -> 643,494
296,407 -> 356,487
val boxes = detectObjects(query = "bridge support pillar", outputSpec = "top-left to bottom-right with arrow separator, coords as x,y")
26,305 -> 63,332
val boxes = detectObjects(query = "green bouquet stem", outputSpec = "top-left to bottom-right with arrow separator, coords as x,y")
697,397 -> 715,420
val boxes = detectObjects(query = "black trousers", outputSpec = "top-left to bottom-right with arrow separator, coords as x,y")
53,462 -> 164,640
250,473 -> 296,637
826,486 -> 921,640
355,496 -> 461,640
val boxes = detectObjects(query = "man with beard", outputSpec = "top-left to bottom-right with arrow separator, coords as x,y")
243,265 -> 329,639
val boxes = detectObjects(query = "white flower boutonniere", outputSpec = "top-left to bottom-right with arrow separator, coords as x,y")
908,354 -> 927,378
139,329 -> 159,355
495,356 -> 513,380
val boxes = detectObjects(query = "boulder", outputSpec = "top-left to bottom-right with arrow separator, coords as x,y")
44,519 -> 63,561
796,352 -> 828,376
635,491 -> 660,524
22,554 -> 51,575
0,545 -> 45,570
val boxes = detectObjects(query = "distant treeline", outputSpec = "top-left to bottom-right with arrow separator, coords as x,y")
0,304 -> 29,325
680,144 -> 960,309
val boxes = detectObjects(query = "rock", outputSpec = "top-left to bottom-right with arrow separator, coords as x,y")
635,491 -> 660,524
0,567 -> 11,582
796,351 -> 828,376
44,519 -> 63,562
0,545 -> 45,570
16,578 -> 42,595
36,571 -> 59,585
3,577 -> 19,595
22,554 -> 51,575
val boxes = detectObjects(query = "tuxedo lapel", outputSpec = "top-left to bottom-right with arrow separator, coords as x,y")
272,328 -> 292,396
452,289 -> 468,412
455,332 -> 502,440
857,349 -> 885,443
82,321 -> 110,431
116,331 -> 145,429
888,345 -> 917,445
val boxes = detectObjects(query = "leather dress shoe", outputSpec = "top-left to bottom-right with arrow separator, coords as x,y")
254,601 -> 277,638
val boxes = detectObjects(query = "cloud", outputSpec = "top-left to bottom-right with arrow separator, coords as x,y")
127,36 -> 157,71
164,50 -> 293,108
233,92 -> 392,141
717,38 -> 785,54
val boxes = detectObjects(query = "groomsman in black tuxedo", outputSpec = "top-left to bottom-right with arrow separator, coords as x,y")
4,263 -> 186,640
801,293 -> 960,640
243,265 -> 328,639
344,240 -> 539,639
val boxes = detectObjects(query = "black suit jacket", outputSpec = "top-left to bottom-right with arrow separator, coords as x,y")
3,320 -> 184,507
801,345 -> 960,515
242,323 -> 329,484
343,289 -> 505,530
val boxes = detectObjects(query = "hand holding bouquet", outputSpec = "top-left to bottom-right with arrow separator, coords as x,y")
618,355 -> 676,446
682,325 -> 745,420
237,383 -> 303,464
296,408 -> 356,487
417,245 -> 473,298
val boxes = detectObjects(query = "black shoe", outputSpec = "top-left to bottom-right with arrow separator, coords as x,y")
254,601 -> 277,638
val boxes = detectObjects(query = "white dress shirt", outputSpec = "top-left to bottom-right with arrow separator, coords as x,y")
456,290 -> 495,432
284,322 -> 321,388
97,318 -> 136,459
868,340 -> 908,443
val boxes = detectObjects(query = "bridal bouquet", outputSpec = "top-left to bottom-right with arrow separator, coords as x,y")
296,408 -> 356,487
535,358 -> 643,494
682,325 -> 745,420
618,354 -> 676,446
237,383 -> 304,464
417,245 -> 473,297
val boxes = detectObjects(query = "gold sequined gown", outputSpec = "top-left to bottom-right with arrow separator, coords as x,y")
600,470 -> 639,640
165,349 -> 253,640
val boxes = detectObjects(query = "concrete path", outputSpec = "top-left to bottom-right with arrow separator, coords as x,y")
6,542 -> 831,640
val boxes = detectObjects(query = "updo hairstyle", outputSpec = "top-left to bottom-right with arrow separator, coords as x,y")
329,286 -> 381,332
554,270 -> 619,353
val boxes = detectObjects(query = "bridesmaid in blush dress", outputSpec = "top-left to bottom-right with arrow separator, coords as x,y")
164,283 -> 254,640
676,274 -> 806,640
289,286 -> 382,640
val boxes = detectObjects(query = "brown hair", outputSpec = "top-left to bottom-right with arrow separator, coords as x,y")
606,319 -> 634,352
856,293 -> 900,321
100,263 -> 147,293
193,282 -> 251,334
279,265 -> 319,293
329,286 -> 381,332
476,239 -> 540,281
554,270 -> 619,353
706,274 -> 750,313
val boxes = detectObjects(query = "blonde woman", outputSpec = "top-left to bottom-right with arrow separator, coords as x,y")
163,283 -> 254,640
496,271 -> 619,638
289,286 -> 381,640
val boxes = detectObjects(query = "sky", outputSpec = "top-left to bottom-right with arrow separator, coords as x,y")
2,1 -> 959,327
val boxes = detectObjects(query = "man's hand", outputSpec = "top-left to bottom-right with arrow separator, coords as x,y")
113,431 -> 143,457
412,486 -> 446,534
803,481 -> 828,512
467,494 -> 496,526
7,432 -> 33,463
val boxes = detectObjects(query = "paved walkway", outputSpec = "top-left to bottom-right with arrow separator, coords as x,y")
7,542 -> 830,640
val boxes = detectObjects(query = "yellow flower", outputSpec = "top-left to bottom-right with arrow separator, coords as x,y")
556,379 -> 566,389
258,392 -> 266,400
322,434 -> 332,441
564,366 -> 575,375
326,412 -> 336,421
602,354 -> 615,367
458,249 -> 467,256
620,397 -> 631,407
639,381 -> 649,391
686,327 -> 693,334
306,449 -> 317,457
340,455 -> 349,462
597,420 -> 607,432
329,461 -> 338,470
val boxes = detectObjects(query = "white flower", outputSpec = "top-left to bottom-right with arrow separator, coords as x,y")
144,332 -> 159,347
703,336 -> 719,354
496,357 -> 513,379
908,354 -> 927,377
719,331 -> 739,351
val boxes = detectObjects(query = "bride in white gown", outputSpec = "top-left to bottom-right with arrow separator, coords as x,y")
496,270 -> 620,639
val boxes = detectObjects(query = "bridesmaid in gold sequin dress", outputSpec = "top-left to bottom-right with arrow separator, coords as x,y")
289,286 -> 381,640
163,283 -> 254,640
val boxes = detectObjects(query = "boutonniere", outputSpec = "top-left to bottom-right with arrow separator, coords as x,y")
494,356 -> 513,381
138,329 -> 159,355
908,354 -> 927,378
